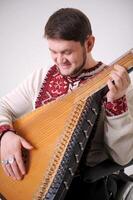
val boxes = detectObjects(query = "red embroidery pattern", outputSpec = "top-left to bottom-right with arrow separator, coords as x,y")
35,63 -> 128,117
0,124 -> 15,139
35,65 -> 69,107
35,63 -> 104,108
103,95 -> 128,116
35,67 -> 93,108
0,63 -> 128,138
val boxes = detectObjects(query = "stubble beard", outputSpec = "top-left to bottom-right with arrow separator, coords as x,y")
58,49 -> 87,78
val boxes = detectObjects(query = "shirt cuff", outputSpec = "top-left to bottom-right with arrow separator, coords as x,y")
0,124 -> 15,140
103,95 -> 128,116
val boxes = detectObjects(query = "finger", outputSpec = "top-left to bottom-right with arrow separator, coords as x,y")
114,71 -> 130,90
107,78 -> 117,93
113,64 -> 126,72
2,163 -> 10,177
20,137 -> 34,150
10,158 -> 23,180
113,65 -> 131,85
109,72 -> 123,90
15,151 -> 26,176
5,163 -> 16,180
107,79 -> 117,102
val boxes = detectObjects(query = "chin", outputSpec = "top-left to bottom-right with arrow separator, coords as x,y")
61,72 -> 71,77
59,69 -> 73,76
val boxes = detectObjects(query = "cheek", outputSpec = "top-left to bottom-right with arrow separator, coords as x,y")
51,53 -> 56,60
67,54 -> 77,64
70,54 -> 81,65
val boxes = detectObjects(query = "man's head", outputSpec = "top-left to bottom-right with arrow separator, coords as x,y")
44,8 -> 92,45
44,8 -> 95,77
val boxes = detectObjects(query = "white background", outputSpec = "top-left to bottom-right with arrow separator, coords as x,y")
0,0 -> 133,96
0,0 -> 133,174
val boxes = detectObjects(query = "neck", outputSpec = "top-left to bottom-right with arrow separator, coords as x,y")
84,53 -> 98,70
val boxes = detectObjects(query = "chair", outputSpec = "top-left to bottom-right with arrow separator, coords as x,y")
82,159 -> 133,200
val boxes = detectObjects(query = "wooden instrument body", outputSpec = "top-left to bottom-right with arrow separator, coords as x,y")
0,49 -> 133,200
0,94 -> 79,200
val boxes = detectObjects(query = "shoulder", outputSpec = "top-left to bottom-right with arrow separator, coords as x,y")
29,67 -> 49,83
25,66 -> 53,88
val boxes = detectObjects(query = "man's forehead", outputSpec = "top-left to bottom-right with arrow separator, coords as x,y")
47,39 -> 81,51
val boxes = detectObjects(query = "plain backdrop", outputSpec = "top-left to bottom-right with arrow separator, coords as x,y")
0,0 -> 133,174
0,0 -> 133,96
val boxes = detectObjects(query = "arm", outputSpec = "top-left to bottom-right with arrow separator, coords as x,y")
0,68 -> 46,180
104,66 -> 133,165
0,68 -> 45,125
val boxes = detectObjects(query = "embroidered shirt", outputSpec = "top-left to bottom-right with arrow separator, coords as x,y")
0,62 -> 128,137
35,63 -> 127,115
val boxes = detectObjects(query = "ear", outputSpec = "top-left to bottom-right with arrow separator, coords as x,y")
85,35 -> 95,52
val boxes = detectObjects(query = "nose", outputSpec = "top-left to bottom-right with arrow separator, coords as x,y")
56,54 -> 65,65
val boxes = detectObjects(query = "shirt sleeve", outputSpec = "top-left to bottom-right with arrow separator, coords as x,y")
103,95 -> 128,116
0,68 -> 46,129
104,83 -> 133,165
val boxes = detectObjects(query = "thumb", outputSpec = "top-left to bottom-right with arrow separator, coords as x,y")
20,137 -> 34,150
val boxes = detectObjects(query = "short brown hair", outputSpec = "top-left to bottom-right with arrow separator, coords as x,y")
44,8 -> 92,45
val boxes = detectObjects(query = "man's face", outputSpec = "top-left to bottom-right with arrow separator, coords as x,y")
47,39 -> 87,77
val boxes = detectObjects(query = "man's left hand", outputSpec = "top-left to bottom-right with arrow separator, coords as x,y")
106,65 -> 131,102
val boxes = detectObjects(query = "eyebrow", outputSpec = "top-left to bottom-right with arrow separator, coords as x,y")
49,48 -> 72,54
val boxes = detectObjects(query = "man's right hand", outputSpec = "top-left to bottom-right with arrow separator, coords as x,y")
0,131 -> 33,180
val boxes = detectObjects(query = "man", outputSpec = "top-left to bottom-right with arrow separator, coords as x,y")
0,7 -> 133,198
